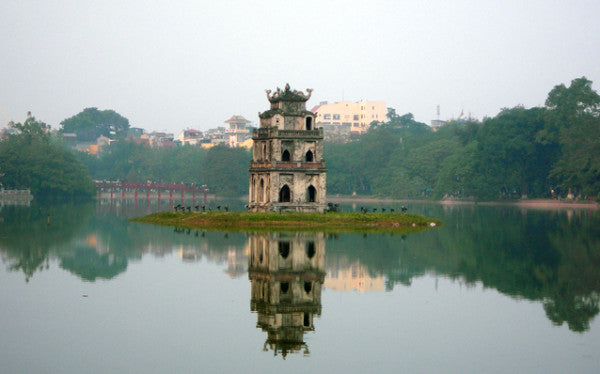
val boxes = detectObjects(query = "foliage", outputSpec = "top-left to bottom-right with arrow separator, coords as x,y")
60,107 -> 130,141
78,141 -> 251,195
545,77 -> 600,198
200,145 -> 251,196
0,115 -> 96,198
325,77 -> 600,201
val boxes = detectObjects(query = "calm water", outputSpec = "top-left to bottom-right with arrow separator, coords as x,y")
1,199 -> 599,373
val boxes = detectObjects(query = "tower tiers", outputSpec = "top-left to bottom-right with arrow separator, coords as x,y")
248,84 -> 327,213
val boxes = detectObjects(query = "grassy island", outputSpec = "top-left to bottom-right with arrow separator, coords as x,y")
131,211 -> 441,234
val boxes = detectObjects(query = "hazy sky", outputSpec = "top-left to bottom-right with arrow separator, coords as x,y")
1,0 -> 599,133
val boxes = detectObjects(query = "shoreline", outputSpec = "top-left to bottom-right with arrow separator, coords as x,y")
326,196 -> 599,210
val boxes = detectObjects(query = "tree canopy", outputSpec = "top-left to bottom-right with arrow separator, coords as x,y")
60,107 -> 130,141
0,114 -> 96,198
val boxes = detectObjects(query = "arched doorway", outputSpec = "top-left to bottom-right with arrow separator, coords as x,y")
259,178 -> 264,202
305,150 -> 313,162
281,149 -> 291,161
307,185 -> 316,202
279,185 -> 291,202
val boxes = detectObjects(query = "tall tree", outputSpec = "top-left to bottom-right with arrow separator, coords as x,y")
545,77 -> 600,197
60,107 -> 130,141
0,114 -> 96,198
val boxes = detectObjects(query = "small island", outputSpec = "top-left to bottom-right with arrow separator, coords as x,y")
132,211 -> 441,234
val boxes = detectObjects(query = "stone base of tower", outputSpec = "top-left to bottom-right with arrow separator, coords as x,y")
247,202 -> 328,213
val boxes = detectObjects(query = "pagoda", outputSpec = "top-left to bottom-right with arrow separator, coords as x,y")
248,84 -> 327,212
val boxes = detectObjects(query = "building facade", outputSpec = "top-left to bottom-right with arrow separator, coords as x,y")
248,84 -> 327,213
224,115 -> 253,148
311,100 -> 386,138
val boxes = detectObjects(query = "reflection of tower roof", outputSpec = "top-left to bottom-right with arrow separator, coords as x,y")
263,331 -> 310,358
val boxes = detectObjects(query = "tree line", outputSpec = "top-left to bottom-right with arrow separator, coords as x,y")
76,142 -> 250,196
325,77 -> 600,201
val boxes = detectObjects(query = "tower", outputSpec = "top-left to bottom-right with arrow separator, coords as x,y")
248,84 -> 327,213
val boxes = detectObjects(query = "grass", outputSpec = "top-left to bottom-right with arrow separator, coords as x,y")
131,211 -> 441,234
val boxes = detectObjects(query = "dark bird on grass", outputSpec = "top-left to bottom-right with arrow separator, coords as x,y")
401,206 -> 408,212
373,208 -> 377,212
217,205 -> 221,211
194,205 -> 200,211
381,208 -> 386,213
390,208 -> 395,213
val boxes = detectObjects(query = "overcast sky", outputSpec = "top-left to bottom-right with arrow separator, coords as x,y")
1,0 -> 599,133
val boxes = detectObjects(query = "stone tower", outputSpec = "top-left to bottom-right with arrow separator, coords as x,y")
248,84 -> 327,213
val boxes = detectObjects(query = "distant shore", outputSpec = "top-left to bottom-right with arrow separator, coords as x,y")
327,196 -> 599,210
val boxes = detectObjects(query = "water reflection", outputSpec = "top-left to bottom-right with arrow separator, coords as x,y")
248,233 -> 325,357
1,201 -> 599,333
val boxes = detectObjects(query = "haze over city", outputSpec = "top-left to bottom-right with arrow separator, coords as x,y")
1,0 -> 599,132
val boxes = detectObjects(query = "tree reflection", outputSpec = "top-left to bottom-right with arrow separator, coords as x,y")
248,232 -> 325,357
325,205 -> 600,332
0,201 -> 94,281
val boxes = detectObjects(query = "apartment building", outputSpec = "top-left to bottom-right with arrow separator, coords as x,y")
311,100 -> 386,138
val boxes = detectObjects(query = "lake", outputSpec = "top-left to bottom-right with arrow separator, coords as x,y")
1,199 -> 599,373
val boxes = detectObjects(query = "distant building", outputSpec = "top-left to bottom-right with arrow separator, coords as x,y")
224,115 -> 253,148
176,129 -> 203,145
142,131 -> 174,147
311,100 -> 385,139
430,119 -> 446,131
127,127 -> 145,138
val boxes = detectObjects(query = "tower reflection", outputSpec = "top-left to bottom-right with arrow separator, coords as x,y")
248,232 -> 325,357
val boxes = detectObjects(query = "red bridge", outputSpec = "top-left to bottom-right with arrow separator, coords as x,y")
95,181 -> 209,205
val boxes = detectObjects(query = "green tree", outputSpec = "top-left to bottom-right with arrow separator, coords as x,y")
201,145 -> 251,196
0,114 -> 96,198
544,77 -> 600,198
474,106 -> 552,199
60,107 -> 130,141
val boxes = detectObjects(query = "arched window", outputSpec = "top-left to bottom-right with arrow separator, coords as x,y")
307,185 -> 316,202
259,179 -> 264,202
282,149 -> 291,161
262,143 -> 267,160
306,117 -> 313,130
279,185 -> 291,202
306,241 -> 316,259
303,313 -> 310,327
278,241 -> 290,259
305,150 -> 313,162
304,281 -> 312,294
